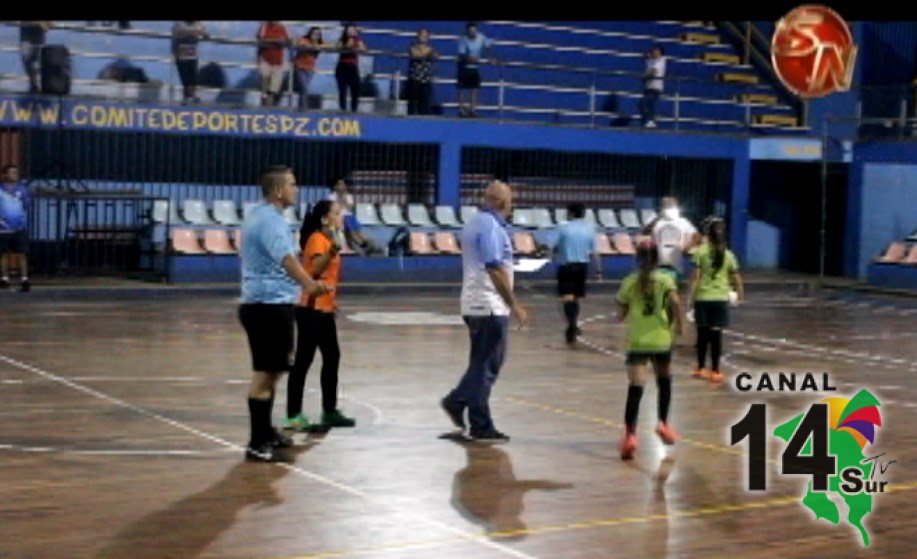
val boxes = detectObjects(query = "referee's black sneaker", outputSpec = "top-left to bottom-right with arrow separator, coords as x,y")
245,443 -> 285,463
269,427 -> 293,448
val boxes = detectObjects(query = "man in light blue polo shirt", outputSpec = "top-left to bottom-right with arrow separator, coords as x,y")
457,22 -> 494,117
442,180 -> 527,443
555,203 -> 601,345
238,165 -> 329,462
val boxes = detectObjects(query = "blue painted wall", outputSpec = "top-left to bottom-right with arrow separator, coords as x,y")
845,141 -> 917,278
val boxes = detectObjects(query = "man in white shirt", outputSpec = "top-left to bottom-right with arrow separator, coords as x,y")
644,196 -> 699,286
441,180 -> 528,443
640,46 -> 666,128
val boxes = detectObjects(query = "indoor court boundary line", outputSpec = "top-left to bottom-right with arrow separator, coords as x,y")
0,352 -> 539,559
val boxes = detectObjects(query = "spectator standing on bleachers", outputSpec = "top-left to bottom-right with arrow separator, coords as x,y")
19,21 -> 50,94
335,22 -> 367,112
441,180 -> 528,443
285,200 -> 356,432
406,28 -> 438,115
0,164 -> 31,291
640,45 -> 666,128
456,22 -> 493,118
293,26 -> 325,111
256,21 -> 291,107
172,21 -> 210,105
554,203 -> 601,345
238,165 -> 330,462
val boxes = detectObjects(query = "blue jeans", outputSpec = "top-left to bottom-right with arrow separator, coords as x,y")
295,68 -> 314,111
445,315 -> 509,433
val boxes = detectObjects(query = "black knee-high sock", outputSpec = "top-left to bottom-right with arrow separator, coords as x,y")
696,326 -> 710,369
267,391 -> 275,430
711,329 -> 723,372
657,376 -> 672,423
247,397 -> 271,447
563,301 -> 579,331
624,385 -> 644,433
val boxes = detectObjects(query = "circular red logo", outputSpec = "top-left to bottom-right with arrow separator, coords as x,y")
771,5 -> 857,98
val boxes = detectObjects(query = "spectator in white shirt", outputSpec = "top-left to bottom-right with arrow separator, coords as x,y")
640,46 -> 666,128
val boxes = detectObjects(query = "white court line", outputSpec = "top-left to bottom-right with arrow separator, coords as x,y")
0,444 -> 237,456
0,352 -> 538,559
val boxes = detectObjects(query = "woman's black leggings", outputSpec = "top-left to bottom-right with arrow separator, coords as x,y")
287,307 -> 340,417
335,63 -> 360,112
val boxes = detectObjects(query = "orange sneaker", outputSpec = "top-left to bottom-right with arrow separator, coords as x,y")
692,368 -> 711,379
656,422 -> 681,445
709,370 -> 726,384
619,432 -> 638,460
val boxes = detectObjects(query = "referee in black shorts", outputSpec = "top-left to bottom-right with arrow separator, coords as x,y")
239,165 -> 330,462
554,203 -> 601,345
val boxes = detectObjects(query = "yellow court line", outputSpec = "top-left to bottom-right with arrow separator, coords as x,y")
269,480 -> 917,559
502,395 -> 745,458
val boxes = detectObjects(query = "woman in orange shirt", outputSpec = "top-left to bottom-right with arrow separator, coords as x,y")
294,26 -> 325,111
285,200 -> 356,430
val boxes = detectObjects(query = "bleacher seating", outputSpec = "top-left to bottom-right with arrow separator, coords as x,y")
598,209 -> 620,228
409,232 -> 434,255
0,20 -> 807,133
513,231 -> 537,255
512,208 -> 535,228
460,206 -> 479,224
407,204 -> 434,227
171,228 -> 205,254
380,204 -> 407,226
213,200 -> 241,226
876,242 -> 908,263
433,232 -> 461,254
618,209 -> 641,229
595,232 -> 616,255
434,206 -> 461,228
203,229 -> 236,254
356,203 -> 382,226
612,232 -> 636,255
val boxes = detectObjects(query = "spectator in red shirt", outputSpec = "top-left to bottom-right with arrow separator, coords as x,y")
335,22 -> 367,112
256,21 -> 290,107
294,26 -> 325,111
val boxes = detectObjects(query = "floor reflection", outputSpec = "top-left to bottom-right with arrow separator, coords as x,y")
450,443 -> 573,540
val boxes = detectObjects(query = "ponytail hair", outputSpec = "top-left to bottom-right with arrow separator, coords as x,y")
708,219 -> 727,276
635,238 -> 658,302
299,200 -> 333,251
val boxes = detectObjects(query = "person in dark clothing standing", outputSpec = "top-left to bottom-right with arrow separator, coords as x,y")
20,21 -> 50,93
335,22 -> 367,112
172,21 -> 210,104
407,28 -> 438,115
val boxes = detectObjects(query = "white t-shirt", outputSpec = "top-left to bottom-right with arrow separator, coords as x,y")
652,216 -> 696,270
645,57 -> 666,91
460,210 -> 514,316
326,191 -> 355,214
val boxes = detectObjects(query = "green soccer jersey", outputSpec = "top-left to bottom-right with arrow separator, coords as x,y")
692,243 -> 739,301
616,271 -> 677,352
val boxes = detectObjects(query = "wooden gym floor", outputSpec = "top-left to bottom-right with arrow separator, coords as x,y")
0,285 -> 915,558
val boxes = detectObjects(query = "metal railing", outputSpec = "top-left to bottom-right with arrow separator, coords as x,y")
27,188 -> 167,278
0,21 -> 801,133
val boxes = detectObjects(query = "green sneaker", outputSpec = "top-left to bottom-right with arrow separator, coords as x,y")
321,409 -> 356,428
283,414 -> 310,431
